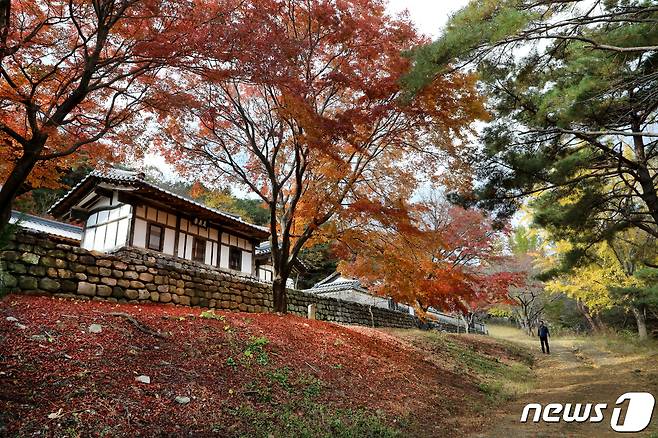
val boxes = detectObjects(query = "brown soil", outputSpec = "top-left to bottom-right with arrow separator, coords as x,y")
473,328 -> 658,438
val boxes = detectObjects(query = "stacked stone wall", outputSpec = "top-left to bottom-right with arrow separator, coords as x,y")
0,231 -> 417,329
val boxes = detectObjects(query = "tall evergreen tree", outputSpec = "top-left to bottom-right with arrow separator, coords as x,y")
408,1 -> 658,246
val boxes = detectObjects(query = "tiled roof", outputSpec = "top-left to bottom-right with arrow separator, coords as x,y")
48,169 -> 269,238
10,211 -> 82,241
306,273 -> 368,294
255,241 -> 271,256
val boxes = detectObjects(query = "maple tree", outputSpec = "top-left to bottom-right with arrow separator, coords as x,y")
159,0 -> 486,312
337,196 -> 519,318
0,0 -> 211,230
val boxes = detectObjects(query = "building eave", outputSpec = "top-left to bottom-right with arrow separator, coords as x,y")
48,169 -> 270,241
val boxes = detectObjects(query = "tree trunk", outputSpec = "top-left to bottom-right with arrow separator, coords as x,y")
631,306 -> 648,340
631,131 -> 658,231
0,150 -> 40,233
594,315 -> 607,333
576,300 -> 600,333
460,314 -> 469,333
272,277 -> 288,313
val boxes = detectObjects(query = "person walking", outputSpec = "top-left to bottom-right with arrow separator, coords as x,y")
538,321 -> 550,354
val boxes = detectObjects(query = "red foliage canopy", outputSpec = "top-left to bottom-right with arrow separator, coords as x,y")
0,0 -> 217,224
337,197 -> 522,315
156,0 -> 486,310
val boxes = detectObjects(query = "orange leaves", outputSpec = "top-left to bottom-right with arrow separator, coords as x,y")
339,199 -> 518,313
0,0 -> 224,222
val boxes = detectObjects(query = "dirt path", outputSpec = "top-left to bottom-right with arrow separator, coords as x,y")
475,328 -> 658,437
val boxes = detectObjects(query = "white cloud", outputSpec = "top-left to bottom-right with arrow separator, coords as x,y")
385,0 -> 470,38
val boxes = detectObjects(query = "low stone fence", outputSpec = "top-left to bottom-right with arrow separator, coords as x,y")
0,230 -> 416,329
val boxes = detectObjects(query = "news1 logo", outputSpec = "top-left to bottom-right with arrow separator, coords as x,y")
520,392 -> 655,432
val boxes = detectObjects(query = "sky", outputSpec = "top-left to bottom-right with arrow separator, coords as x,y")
386,0 -> 470,38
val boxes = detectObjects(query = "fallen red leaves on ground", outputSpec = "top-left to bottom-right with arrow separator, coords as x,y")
0,294 -> 499,436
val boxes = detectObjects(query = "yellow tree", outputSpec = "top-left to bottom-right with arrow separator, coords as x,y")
545,229 -> 657,339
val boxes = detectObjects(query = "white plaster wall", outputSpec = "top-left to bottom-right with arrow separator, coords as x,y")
133,218 -> 147,248
205,240 -> 213,265
184,234 -> 193,260
163,228 -> 176,255
241,250 -> 252,274
220,245 -> 229,269
211,242 -> 219,266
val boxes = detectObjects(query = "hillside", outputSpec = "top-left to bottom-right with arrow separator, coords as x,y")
0,295 -> 533,437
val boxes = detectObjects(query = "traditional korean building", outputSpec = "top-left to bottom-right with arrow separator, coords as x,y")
254,241 -> 307,286
9,211 -> 82,244
48,169 -> 269,277
307,271 -> 487,333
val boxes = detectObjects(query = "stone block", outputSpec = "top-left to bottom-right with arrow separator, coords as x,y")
9,263 -> 26,274
101,277 -> 117,286
139,273 -> 154,282
28,265 -> 46,276
1,273 -> 17,288
20,253 -> 40,265
124,289 -> 139,300
96,285 -> 113,297
1,251 -> 19,261
112,286 -> 125,298
39,256 -> 56,267
61,280 -> 77,293
98,267 -> 112,277
79,255 -> 96,265
159,292 -> 172,303
117,279 -> 130,288
124,271 -> 139,280
97,259 -> 112,268
77,282 -> 96,296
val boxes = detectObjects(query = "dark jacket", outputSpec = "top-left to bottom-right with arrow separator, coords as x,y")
538,325 -> 550,338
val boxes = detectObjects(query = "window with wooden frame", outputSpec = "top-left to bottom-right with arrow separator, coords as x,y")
229,246 -> 242,271
193,237 -> 207,263
147,224 -> 164,251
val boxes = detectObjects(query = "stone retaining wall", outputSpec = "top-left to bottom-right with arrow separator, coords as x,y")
0,230 -> 416,329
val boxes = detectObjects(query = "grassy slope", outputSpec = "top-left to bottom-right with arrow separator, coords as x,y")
0,295 -> 535,437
